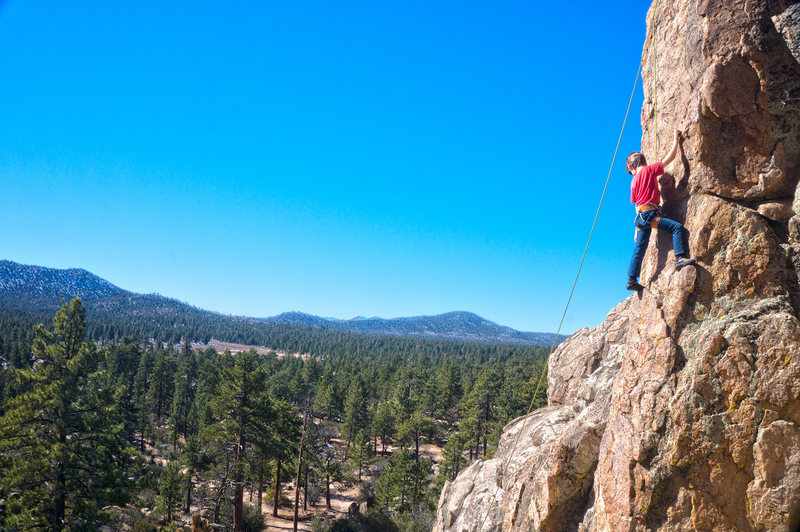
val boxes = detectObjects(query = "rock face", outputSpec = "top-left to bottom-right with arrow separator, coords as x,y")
434,1 -> 800,531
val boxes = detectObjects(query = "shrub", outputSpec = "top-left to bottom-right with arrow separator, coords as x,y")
326,508 -> 399,532
131,518 -> 159,532
241,504 -> 266,532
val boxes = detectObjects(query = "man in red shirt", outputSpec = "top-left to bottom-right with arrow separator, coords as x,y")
626,130 -> 695,291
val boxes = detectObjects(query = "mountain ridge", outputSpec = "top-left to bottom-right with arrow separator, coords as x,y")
261,309 -> 566,345
0,259 -> 566,346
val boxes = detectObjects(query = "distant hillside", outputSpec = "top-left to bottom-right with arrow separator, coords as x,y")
0,261 -> 126,301
0,260 -> 567,347
263,311 -> 567,346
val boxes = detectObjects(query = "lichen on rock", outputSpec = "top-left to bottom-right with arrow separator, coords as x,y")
434,1 -> 800,530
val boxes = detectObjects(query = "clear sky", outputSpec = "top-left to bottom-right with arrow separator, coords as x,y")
0,1 -> 655,334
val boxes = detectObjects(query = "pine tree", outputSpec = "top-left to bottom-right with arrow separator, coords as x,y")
104,339 -> 143,444
193,347 -> 222,431
351,430 -> 369,483
436,360 -> 463,427
314,367 -> 346,421
132,348 -> 155,450
269,398 -> 302,518
463,366 -> 502,457
437,431 -> 469,484
376,446 -> 433,514
169,350 -> 198,450
181,436 -> 205,514
375,447 -> 412,512
249,453 -> 274,514
320,444 -> 345,510
106,336 -> 142,384
373,400 -> 396,454
157,459 -> 183,524
407,455 -> 434,510
397,409 -> 436,460
342,377 -> 370,456
0,298 -> 130,530
208,349 -> 275,532
147,348 -> 176,426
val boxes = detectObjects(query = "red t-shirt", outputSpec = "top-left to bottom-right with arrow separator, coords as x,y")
630,161 -> 663,206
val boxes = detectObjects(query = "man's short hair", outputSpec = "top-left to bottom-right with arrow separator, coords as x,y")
626,152 -> 647,175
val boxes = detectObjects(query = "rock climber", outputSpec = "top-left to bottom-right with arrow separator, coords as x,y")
626,129 -> 695,291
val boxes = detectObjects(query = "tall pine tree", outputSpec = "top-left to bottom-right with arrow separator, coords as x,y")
208,349 -> 275,531
169,350 -> 198,450
0,298 -> 130,530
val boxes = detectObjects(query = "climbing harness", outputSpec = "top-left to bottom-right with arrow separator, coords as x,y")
636,203 -> 661,230
476,2 -> 661,530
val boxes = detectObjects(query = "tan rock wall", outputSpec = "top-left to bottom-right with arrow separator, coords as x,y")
434,1 -> 800,531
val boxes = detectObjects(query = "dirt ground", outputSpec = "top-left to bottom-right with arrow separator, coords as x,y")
262,509 -> 313,532
145,438 -> 443,531
251,473 -> 370,531
162,455 -> 376,531
192,339 -> 309,360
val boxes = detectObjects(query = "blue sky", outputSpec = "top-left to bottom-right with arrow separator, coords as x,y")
0,1 -> 654,333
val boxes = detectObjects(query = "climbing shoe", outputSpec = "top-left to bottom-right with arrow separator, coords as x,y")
626,279 -> 644,291
675,257 -> 696,270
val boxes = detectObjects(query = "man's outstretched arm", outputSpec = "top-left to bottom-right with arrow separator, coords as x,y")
661,130 -> 681,167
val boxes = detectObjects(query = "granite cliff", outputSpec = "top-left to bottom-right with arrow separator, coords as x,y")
434,1 -> 800,530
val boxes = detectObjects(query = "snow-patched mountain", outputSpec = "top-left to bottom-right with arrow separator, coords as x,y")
0,260 -> 125,300
0,259 -> 565,346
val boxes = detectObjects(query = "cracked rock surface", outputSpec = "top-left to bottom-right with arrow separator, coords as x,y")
434,1 -> 800,530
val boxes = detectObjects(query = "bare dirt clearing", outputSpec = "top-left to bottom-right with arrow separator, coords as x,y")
193,339 -> 309,359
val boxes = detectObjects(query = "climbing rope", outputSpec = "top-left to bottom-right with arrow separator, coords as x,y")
476,2 -> 661,530
652,1 -> 659,157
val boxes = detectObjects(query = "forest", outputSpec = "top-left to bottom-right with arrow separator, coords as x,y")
0,298 -> 549,531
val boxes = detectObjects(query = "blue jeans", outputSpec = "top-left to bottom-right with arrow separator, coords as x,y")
627,207 -> 687,279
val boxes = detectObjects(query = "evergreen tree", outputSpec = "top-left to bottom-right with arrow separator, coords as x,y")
104,339 -> 143,444
208,349 -> 275,531
193,347 -> 222,431
157,459 -> 183,524
342,377 -> 369,455
373,400 -> 396,454
181,436 -> 206,514
301,356 -> 322,393
436,431 -> 469,485
132,348 -> 155,450
249,452 -> 274,514
147,348 -> 175,425
407,455 -> 434,510
351,430 -> 369,483
314,368 -> 344,421
269,398 -> 302,518
106,336 -> 142,385
0,298 -> 130,530
463,366 -> 502,457
169,350 -> 198,450
397,409 -> 436,461
376,447 -> 410,511
457,409 -> 481,461
436,360 -> 463,427
376,446 -> 434,515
